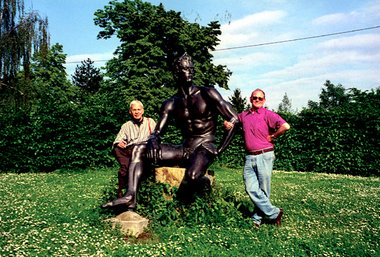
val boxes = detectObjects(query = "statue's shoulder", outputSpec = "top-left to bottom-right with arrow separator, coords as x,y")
196,85 -> 213,93
161,95 -> 178,111
199,86 -> 222,100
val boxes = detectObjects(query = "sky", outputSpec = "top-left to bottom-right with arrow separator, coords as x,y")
25,0 -> 380,111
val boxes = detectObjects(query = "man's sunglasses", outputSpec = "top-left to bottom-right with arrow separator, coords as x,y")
251,96 -> 264,101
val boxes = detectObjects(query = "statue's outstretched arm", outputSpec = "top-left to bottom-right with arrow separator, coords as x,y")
207,88 -> 239,155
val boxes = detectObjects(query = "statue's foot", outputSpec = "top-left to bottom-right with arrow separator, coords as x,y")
100,194 -> 136,209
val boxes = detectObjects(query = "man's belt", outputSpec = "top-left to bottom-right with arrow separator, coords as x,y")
247,148 -> 274,155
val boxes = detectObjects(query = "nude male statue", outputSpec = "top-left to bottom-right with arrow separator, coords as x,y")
101,53 -> 238,210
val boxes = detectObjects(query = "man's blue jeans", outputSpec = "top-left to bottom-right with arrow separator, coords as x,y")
243,151 -> 280,225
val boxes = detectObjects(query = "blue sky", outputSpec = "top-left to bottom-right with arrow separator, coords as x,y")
25,0 -> 380,111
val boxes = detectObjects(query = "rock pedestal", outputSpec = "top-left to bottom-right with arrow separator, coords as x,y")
155,167 -> 215,188
108,168 -> 215,236
155,167 -> 185,188
109,211 -> 148,237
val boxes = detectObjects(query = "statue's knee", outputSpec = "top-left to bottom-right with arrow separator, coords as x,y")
187,169 -> 202,181
132,144 -> 146,161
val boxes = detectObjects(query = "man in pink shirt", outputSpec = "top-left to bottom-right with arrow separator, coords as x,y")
225,89 -> 290,228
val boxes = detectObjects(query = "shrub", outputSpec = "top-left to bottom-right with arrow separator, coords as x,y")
101,175 -> 251,229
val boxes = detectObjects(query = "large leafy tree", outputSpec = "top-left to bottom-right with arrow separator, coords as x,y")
0,0 -> 49,108
94,0 -> 231,116
25,43 -> 76,171
30,43 -> 72,102
0,43 -> 77,172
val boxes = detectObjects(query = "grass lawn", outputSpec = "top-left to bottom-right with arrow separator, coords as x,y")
0,166 -> 378,256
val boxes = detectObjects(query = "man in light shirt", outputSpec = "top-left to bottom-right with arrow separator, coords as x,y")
112,100 -> 156,198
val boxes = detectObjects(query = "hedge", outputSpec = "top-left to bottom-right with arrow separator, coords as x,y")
1,103 -> 378,176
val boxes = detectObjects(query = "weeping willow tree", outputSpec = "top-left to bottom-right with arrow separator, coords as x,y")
0,0 -> 49,109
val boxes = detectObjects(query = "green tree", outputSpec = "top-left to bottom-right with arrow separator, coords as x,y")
0,43 -> 78,172
0,0 -> 49,108
26,43 -> 77,171
307,99 -> 319,110
29,43 -> 72,102
308,80 -> 349,110
278,92 -> 293,113
94,0 -> 231,116
320,80 -> 349,109
228,88 -> 249,113
72,58 -> 103,95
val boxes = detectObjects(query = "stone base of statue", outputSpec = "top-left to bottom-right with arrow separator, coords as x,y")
155,167 -> 214,202
155,167 -> 215,188
109,211 -> 148,237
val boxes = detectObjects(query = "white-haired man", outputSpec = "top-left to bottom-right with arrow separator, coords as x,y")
112,100 -> 156,198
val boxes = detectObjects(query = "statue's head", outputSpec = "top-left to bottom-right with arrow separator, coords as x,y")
173,53 -> 194,83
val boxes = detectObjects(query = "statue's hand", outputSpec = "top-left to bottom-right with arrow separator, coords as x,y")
147,135 -> 161,164
223,120 -> 234,130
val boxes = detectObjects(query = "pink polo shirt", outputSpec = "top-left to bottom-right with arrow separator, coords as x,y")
238,107 -> 287,152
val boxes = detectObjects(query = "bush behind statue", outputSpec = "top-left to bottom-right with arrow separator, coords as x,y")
101,174 -> 251,228
217,105 -> 379,177
1,88 -> 378,176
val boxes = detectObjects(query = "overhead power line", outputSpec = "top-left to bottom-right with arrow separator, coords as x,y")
66,60 -> 109,64
66,25 -> 380,64
214,25 -> 380,51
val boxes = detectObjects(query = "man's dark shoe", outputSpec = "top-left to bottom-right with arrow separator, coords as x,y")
253,222 -> 260,228
275,208 -> 284,226
100,194 -> 135,209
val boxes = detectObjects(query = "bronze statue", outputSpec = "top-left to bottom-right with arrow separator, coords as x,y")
101,54 -> 238,210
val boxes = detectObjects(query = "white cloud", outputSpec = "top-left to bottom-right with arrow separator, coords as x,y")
221,10 -> 286,33
316,33 -> 380,52
260,49 -> 380,82
362,0 -> 380,19
66,52 -> 115,64
218,10 -> 287,48
218,32 -> 260,49
65,52 -> 115,76
313,1 -> 380,26
214,52 -> 283,71
312,13 -> 349,25
263,77 -> 322,110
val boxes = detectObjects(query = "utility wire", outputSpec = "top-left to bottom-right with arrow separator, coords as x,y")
66,25 -> 380,64
66,59 -> 109,64
214,25 -> 380,51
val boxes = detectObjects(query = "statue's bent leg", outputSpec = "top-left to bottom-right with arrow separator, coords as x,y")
186,146 -> 215,180
101,144 -> 146,210
177,147 -> 215,201
159,144 -> 184,165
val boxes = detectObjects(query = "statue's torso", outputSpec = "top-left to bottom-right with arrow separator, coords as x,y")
172,86 -> 216,137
